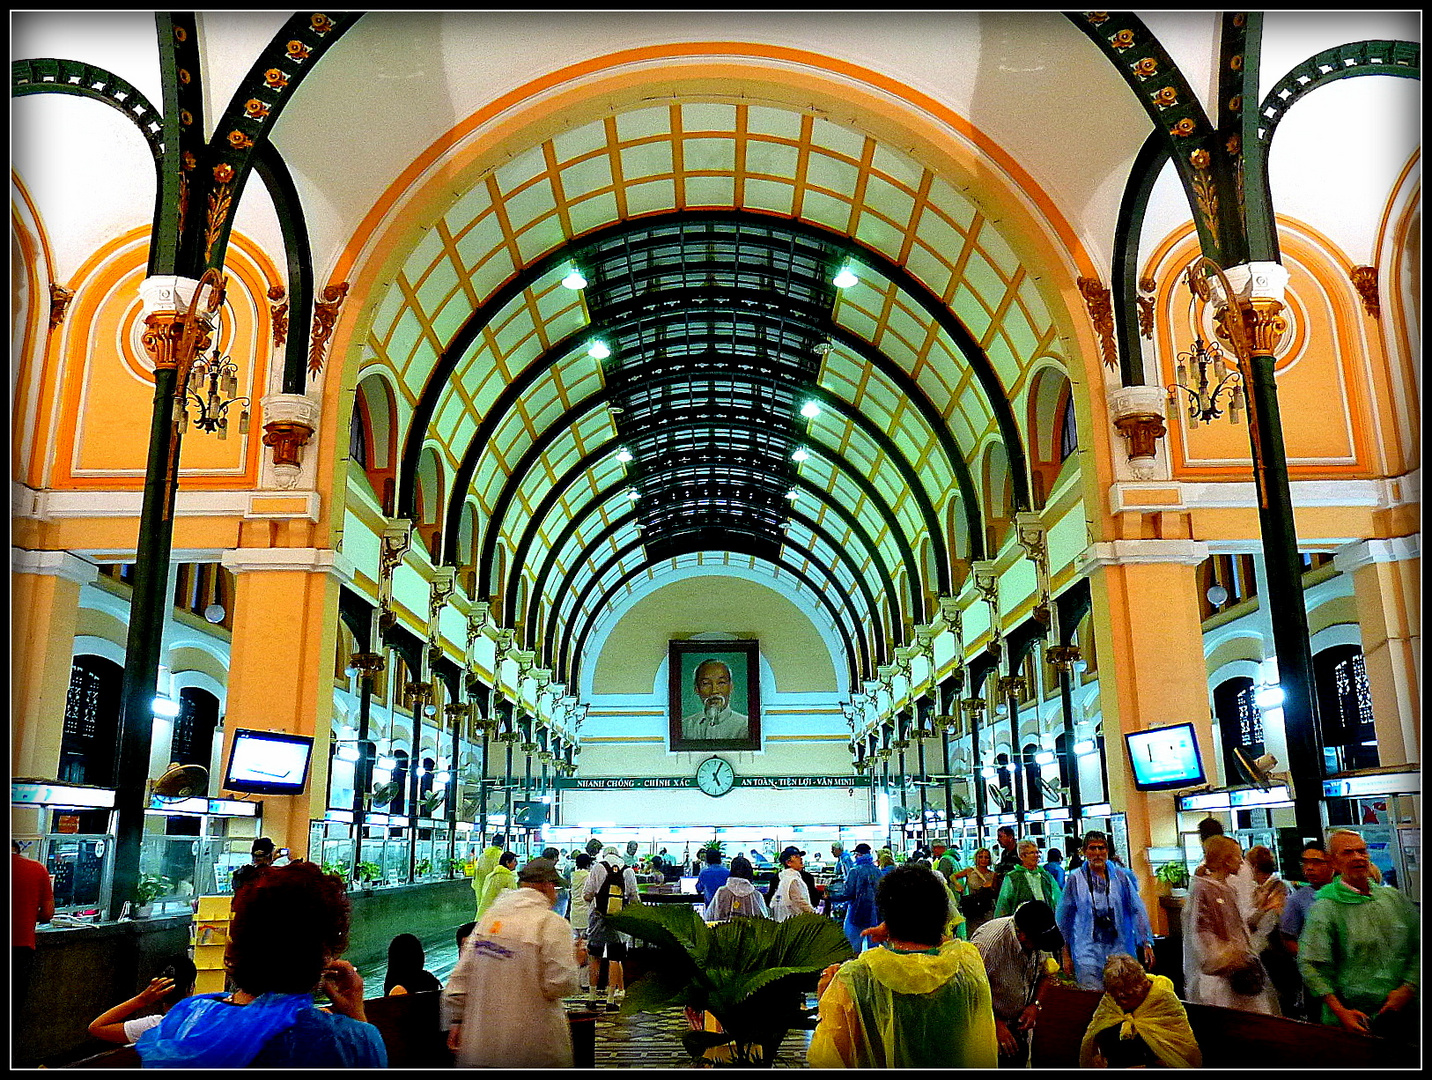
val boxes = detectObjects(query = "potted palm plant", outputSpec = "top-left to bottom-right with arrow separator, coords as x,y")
604,904 -> 852,1066
134,873 -> 174,917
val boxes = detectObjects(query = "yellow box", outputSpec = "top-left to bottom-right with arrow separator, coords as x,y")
194,969 -> 227,994
196,895 -> 231,920
194,943 -> 227,970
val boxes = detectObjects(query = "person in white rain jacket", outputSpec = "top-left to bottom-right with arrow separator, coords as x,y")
704,855 -> 771,921
444,857 -> 581,1067
770,846 -> 816,922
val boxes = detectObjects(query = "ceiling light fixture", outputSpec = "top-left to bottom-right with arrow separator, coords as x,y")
615,448 -> 633,462
626,489 -> 639,501
587,340 -> 610,359
785,489 -> 799,501
790,448 -> 809,463
800,401 -> 821,419
561,267 -> 587,290
832,265 -> 858,289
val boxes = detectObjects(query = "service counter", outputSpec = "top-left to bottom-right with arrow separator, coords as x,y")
20,914 -> 193,1068
344,876 -> 478,971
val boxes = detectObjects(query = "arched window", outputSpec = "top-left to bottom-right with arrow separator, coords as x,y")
1023,741 -> 1044,810
1058,393 -> 1078,462
60,656 -> 123,787
170,687 -> 219,792
982,443 -> 1013,553
1314,645 -> 1378,772
1213,676 -> 1262,783
415,446 -> 444,558
353,374 -> 398,514
389,749 -> 410,816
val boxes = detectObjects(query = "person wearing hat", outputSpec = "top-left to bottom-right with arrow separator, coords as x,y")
445,857 -> 581,1067
231,837 -> 277,893
581,846 -> 639,1008
769,846 -> 816,922
969,899 -> 1065,1067
828,842 -> 883,952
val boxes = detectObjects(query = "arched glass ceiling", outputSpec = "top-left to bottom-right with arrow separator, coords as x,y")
355,100 -> 1071,685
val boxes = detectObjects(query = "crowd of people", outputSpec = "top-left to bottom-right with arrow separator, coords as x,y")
38,821 -> 1414,1069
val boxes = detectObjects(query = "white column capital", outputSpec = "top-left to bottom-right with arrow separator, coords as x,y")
1205,262 -> 1290,306
11,547 -> 99,585
1332,535 -> 1420,574
138,275 -> 204,316
1080,539 -> 1210,572
220,547 -> 355,580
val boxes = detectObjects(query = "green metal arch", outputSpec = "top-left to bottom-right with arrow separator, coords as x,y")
520,440 -> 911,661
11,58 -> 164,158
536,506 -> 868,691
516,429 -> 922,648
402,209 -> 1028,531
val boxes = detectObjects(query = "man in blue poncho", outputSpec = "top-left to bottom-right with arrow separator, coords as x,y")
136,861 -> 386,1068
829,842 -> 884,953
1055,830 -> 1154,990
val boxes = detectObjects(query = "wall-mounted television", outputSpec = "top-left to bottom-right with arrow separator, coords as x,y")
223,728 -> 314,796
511,800 -> 549,827
1125,723 -> 1206,791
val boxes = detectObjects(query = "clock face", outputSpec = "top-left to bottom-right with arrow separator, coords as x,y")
696,756 -> 735,797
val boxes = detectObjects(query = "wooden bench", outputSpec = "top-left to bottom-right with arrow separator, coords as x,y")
1030,982 -> 1410,1068
362,989 -> 452,1067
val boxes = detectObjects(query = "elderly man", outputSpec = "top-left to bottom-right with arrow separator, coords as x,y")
1277,843 -> 1335,1020
971,899 -> 1064,1067
1298,829 -> 1418,1042
809,864 -> 997,1068
1056,831 -> 1155,989
446,857 -> 581,1067
680,659 -> 750,740
994,839 -> 1062,918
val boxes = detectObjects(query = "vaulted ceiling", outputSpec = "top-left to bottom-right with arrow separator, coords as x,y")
361,98 -> 1073,692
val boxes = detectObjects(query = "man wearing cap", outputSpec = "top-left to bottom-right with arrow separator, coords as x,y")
231,837 -> 276,893
970,899 -> 1064,1068
828,842 -> 883,952
445,857 -> 581,1067
770,846 -> 816,921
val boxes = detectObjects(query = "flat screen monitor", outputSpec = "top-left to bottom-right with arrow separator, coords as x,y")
223,728 -> 314,796
511,800 -> 549,827
1125,723 -> 1206,791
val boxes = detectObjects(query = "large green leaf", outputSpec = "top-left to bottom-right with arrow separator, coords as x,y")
619,966 -> 695,1013
605,903 -> 712,966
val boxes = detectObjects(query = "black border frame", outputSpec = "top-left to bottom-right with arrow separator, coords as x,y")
668,639 -> 761,752
1124,721 -> 1206,791
223,727 -> 315,796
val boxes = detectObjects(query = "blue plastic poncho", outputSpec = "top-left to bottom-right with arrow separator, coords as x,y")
135,991 -> 313,1068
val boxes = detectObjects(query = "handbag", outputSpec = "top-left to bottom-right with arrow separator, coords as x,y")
1228,957 -> 1267,996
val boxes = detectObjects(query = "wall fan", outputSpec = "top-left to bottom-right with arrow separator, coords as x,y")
986,784 -> 1012,812
950,792 -> 973,817
890,803 -> 910,824
420,790 -> 446,814
370,780 -> 401,806
151,762 -> 209,799
1039,777 -> 1067,805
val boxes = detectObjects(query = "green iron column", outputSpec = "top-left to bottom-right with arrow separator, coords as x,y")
110,273 -> 220,920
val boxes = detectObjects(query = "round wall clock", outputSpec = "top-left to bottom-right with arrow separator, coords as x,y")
695,756 -> 735,797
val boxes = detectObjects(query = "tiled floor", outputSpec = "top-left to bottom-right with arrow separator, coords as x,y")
356,934 -> 813,1068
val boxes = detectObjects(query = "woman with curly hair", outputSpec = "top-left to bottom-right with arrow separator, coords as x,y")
136,860 -> 387,1068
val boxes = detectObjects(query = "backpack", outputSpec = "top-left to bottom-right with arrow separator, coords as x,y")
596,862 -> 626,916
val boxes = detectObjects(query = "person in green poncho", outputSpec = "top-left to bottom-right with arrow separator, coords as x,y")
469,834 -> 505,916
474,851 -> 519,920
993,838 -> 1062,918
1297,829 -> 1418,1042
808,863 -> 997,1068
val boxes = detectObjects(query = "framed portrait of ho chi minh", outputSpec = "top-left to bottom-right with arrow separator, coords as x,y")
669,639 -> 761,752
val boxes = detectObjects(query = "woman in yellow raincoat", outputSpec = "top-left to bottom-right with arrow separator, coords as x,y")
809,864 -> 997,1068
1080,953 -> 1201,1068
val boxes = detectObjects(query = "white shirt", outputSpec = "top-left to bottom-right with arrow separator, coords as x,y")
769,867 -> 814,921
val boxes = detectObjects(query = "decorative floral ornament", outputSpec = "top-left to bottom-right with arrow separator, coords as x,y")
1169,118 -> 1197,138
1132,57 -> 1158,79
1189,149 -> 1211,170
1110,28 -> 1135,50
212,162 -> 235,184
244,98 -> 271,121
311,13 -> 335,34
1152,87 -> 1178,108
263,68 -> 289,91
286,39 -> 311,62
